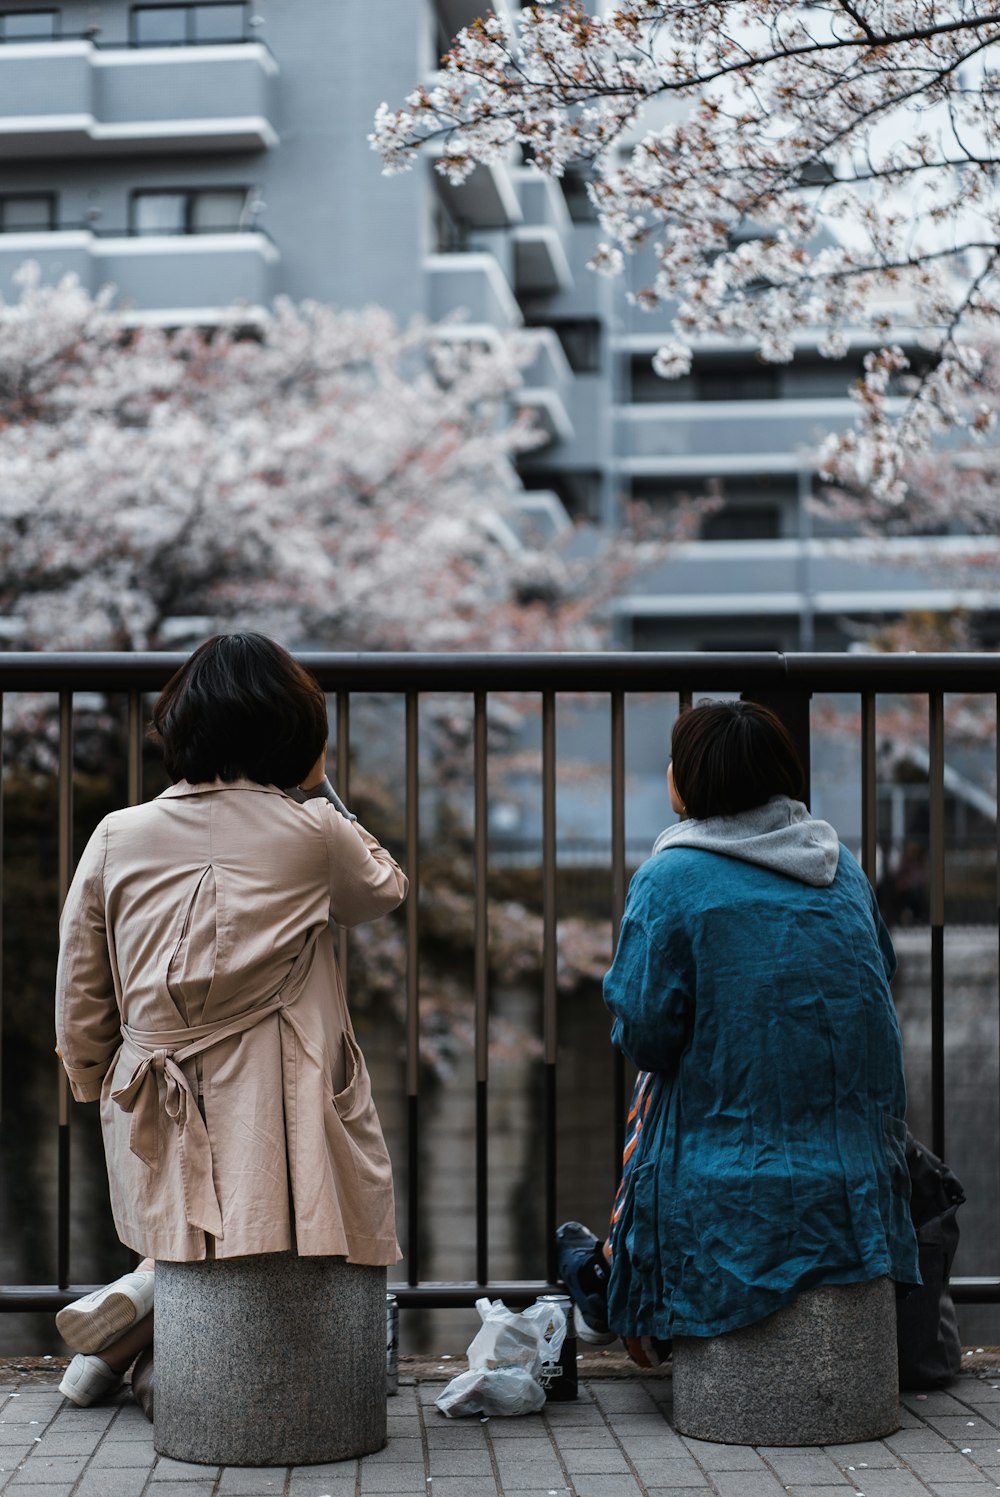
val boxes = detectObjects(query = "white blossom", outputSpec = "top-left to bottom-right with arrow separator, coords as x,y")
374,1 -> 1000,501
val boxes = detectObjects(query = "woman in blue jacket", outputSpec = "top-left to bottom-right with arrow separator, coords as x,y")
559,699 -> 919,1363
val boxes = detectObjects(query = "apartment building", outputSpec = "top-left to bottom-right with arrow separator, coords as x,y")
0,0 -> 994,652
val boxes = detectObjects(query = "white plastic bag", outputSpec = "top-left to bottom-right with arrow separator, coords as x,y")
435,1297 -> 567,1418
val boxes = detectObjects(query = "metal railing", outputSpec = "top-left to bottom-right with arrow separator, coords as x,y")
1,649 -> 999,1315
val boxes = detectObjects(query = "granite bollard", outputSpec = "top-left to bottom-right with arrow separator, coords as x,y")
671,1277 -> 899,1446
153,1252 -> 387,1466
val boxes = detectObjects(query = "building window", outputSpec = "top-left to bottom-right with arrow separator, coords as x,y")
696,366 -> 779,401
0,9 -> 59,40
130,2 -> 248,47
0,193 -> 56,231
548,319 -> 602,374
701,505 -> 782,541
560,167 -> 599,224
130,187 -> 249,235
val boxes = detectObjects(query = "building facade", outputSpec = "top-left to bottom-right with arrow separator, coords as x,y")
0,0 -> 994,651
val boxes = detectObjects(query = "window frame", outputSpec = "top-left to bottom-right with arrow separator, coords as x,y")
0,192 -> 57,232
0,8 -> 60,41
129,185 -> 250,236
128,1 -> 249,48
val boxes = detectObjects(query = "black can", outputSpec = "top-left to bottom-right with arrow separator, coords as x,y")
537,1293 -> 578,1402
386,1292 -> 399,1396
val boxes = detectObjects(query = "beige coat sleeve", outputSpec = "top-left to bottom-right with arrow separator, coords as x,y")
55,819 -> 121,1103
315,807 -> 408,928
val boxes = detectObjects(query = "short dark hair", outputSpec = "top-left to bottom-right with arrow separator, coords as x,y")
150,633 -> 328,787
670,699 -> 805,819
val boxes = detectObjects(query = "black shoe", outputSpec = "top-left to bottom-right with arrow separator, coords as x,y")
556,1221 -> 616,1345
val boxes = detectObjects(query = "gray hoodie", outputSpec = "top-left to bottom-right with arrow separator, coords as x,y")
651,794 -> 840,888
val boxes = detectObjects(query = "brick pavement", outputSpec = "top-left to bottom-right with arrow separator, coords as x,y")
4,1362 -> 1000,1497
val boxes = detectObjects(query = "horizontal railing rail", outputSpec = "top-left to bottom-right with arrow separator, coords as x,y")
1,650 -> 999,1318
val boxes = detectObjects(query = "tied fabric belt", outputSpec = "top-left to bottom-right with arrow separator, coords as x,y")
110,930 -> 321,1239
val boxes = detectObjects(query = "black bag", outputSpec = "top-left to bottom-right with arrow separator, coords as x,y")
896,1130 -> 965,1390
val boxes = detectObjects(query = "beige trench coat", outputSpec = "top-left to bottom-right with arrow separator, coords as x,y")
55,780 -> 407,1265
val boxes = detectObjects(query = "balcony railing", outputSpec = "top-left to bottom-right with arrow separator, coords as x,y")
1,650 -> 998,1322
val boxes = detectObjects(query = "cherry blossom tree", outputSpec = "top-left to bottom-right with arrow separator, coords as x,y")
373,1 -> 1000,506
0,265 -> 656,1058
0,263 -> 595,655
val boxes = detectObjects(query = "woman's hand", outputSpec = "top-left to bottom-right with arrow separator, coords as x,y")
299,744 -> 328,791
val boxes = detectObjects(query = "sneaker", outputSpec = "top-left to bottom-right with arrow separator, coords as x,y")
59,1354 -> 124,1407
556,1220 -> 617,1346
56,1269 -> 155,1354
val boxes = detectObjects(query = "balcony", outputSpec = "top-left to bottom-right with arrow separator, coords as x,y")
0,649 -> 998,1356
0,228 -> 278,320
617,398 -> 874,475
511,168 -> 574,297
0,39 -> 277,157
424,251 -> 523,332
517,326 -> 575,445
431,156 -> 523,230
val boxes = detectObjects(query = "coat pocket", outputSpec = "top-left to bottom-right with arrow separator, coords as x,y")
331,1031 -> 371,1123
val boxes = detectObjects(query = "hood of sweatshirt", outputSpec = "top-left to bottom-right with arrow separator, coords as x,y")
650,794 -> 840,887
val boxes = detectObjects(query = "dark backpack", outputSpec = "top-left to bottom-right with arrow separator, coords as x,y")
897,1130 -> 965,1390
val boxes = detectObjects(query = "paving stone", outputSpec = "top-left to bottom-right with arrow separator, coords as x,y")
357,1462 -> 428,1491
834,1471 -> 935,1495
568,1477 -> 646,1497
87,1440 -> 157,1468
492,1437 -> 557,1456
425,1428 -> 489,1447
486,1422 -> 550,1438
0,1446 -> 33,1469
591,1386 -> 660,1413
630,1460 -> 711,1487
710,1473 -> 791,1496
825,1442 -> 910,1467
1,1486 -> 82,1497
905,1453 -> 993,1481
927,1481 -> 1000,1493
4,1455 -> 87,1484
363,1438 -> 423,1464
785,1489 -> 857,1497
927,1418 -> 1000,1441
681,1438 -> 768,1469
759,1450 -> 846,1482
426,1480 -> 502,1497
287,1466 -> 357,1497
151,1455 -> 221,1479
903,1394 -> 978,1417
617,1437 -> 695,1461
23,1431 -> 100,1457
135,1485 -> 217,1497
74,1472 -> 152,1497
886,1429 -> 958,1455
215,1470 -> 289,1494
425,1448 -> 497,1474
561,1448 -> 632,1474
644,1490 -> 713,1497
491,1459 -> 566,1488
546,1429 -> 617,1448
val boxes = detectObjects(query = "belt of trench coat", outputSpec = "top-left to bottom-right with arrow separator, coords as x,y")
110,927 -> 322,1239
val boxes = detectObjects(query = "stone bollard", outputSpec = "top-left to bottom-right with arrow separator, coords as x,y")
153,1253 -> 387,1466
671,1277 -> 899,1446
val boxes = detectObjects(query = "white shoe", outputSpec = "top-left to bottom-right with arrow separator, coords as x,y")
56,1270 -> 155,1354
59,1354 -> 124,1407
574,1303 -> 618,1347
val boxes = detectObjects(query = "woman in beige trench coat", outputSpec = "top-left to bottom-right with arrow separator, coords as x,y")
53,633 -> 407,1408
